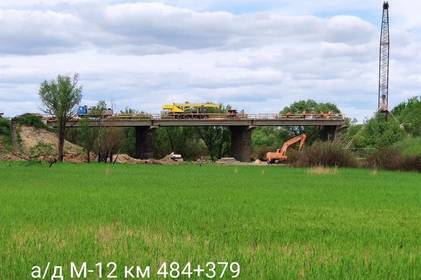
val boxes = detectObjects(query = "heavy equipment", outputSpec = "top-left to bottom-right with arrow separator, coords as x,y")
77,105 -> 113,118
162,102 -> 239,119
266,134 -> 307,163
162,102 -> 221,113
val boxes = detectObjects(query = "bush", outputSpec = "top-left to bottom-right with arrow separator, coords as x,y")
292,141 -> 358,168
29,142 -> 55,160
0,117 -> 11,136
0,117 -> 12,149
366,147 -> 421,172
401,156 -> 421,172
286,149 -> 301,164
16,114 -> 46,129
394,136 -> 421,157
366,148 -> 404,170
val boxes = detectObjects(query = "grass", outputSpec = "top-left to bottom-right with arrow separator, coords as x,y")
0,162 -> 421,279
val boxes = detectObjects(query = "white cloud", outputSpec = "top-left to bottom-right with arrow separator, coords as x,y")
0,1 -> 420,121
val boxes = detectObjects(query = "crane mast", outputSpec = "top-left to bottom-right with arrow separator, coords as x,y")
378,1 -> 390,113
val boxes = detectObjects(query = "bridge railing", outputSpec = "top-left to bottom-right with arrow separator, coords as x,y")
108,113 -> 345,121
51,113 -> 345,123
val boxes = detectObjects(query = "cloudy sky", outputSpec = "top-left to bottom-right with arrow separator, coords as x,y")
1,0 -> 420,120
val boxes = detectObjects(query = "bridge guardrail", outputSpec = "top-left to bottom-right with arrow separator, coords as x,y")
48,113 -> 345,123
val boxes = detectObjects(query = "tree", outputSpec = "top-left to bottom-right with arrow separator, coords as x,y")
39,74 -> 82,162
281,100 -> 340,115
79,118 -> 97,163
281,99 -> 342,143
392,96 -> 421,136
359,113 -> 404,148
197,127 -> 231,160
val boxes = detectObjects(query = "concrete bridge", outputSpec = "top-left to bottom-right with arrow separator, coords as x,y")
49,114 -> 345,162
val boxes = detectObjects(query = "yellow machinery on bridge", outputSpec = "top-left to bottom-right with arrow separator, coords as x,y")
162,102 -> 221,113
161,102 -> 238,119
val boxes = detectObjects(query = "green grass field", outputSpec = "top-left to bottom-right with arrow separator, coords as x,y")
1,162 -> 421,279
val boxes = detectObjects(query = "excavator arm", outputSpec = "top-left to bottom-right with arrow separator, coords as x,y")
279,134 -> 307,157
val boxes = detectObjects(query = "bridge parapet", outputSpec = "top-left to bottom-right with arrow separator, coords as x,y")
48,113 -> 345,128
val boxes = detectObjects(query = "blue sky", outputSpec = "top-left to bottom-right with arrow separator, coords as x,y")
0,0 -> 420,120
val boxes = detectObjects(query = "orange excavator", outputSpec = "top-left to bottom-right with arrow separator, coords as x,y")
266,134 -> 307,163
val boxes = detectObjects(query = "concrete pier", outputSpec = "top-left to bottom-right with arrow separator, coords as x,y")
230,126 -> 252,162
135,126 -> 155,159
320,126 -> 340,141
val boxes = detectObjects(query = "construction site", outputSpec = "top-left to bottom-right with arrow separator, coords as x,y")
2,2 -> 421,280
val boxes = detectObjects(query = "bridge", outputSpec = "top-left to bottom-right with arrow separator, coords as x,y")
48,113 -> 346,162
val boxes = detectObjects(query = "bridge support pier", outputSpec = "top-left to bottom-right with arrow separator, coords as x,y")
230,126 -> 252,162
135,126 -> 155,159
320,126 -> 340,141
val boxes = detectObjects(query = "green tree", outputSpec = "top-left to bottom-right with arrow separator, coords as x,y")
39,74 -> 82,162
79,118 -> 97,163
359,113 -> 405,148
392,96 -> 421,136
281,99 -> 342,142
197,127 -> 231,161
281,100 -> 340,115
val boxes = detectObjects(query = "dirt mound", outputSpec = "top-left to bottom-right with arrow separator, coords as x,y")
216,157 -> 240,164
0,136 -> 22,161
112,154 -> 148,164
18,126 -> 87,162
160,153 -> 184,164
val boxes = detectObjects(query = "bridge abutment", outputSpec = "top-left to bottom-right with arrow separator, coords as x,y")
135,126 -> 155,159
230,126 -> 252,162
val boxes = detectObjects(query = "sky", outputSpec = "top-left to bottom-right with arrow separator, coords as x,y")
1,0 -> 421,120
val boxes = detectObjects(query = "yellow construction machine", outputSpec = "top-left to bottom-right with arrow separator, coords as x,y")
162,102 -> 221,113
266,134 -> 307,163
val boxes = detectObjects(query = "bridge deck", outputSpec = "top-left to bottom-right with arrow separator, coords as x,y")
50,114 -> 346,128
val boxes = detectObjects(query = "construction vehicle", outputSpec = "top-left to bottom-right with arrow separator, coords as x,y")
162,102 -> 240,119
266,134 -> 307,163
162,102 -> 221,113
77,105 -> 113,118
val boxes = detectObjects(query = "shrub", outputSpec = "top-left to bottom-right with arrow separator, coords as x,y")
0,117 -> 11,136
16,114 -> 46,129
292,141 -> 358,168
29,142 -> 55,160
401,156 -> 421,172
366,147 -> 421,172
286,149 -> 301,164
253,144 -> 273,161
0,117 -> 12,148
366,148 -> 404,170
394,136 -> 421,157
